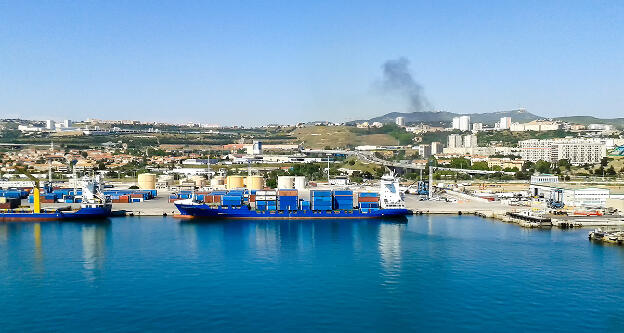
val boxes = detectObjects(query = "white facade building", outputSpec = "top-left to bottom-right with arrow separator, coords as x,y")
519,139 -> 606,165
431,142 -> 443,155
46,120 -> 55,130
499,117 -> 512,130
395,116 -> 405,126
472,123 -> 483,132
463,134 -> 478,148
447,134 -> 463,148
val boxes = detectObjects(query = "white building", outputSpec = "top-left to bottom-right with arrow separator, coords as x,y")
46,120 -> 55,130
451,116 -> 471,131
246,140 -> 263,155
472,123 -> 483,132
417,144 -> 431,159
463,134 -> 478,148
499,117 -> 511,130
63,119 -> 72,128
395,116 -> 405,126
519,138 -> 606,165
447,134 -> 463,149
431,142 -> 443,155
530,174 -> 559,184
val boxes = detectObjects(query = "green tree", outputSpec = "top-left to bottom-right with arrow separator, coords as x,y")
534,160 -> 551,174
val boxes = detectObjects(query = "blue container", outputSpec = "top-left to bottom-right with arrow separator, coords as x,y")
311,190 -> 332,197
359,192 -> 379,197
333,190 -> 353,196
300,201 -> 311,210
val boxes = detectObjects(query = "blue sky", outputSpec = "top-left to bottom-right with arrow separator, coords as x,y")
1,1 -> 622,125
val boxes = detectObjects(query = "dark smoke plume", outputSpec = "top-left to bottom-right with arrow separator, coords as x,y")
379,57 -> 430,112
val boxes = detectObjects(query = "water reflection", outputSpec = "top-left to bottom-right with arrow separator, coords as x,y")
81,222 -> 111,281
378,222 -> 406,288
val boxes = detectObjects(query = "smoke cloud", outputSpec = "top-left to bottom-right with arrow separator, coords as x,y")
379,57 -> 430,112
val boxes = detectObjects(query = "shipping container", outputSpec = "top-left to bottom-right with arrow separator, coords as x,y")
358,196 -> 380,203
311,190 -> 332,197
358,192 -> 380,198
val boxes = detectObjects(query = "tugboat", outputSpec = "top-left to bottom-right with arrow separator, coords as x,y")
0,174 -> 112,222
174,174 -> 412,220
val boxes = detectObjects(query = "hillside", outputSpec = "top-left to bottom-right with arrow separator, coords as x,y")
553,116 -> 624,127
359,109 -> 540,125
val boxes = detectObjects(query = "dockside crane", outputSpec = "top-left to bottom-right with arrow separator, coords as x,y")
14,166 -> 42,213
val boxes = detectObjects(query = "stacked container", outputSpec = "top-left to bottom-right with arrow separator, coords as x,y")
278,189 -> 298,211
311,190 -> 332,210
222,194 -> 243,207
358,192 -> 380,210
300,200 -> 311,210
255,190 -> 277,211
332,190 -> 354,210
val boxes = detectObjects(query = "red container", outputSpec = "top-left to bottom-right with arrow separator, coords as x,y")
249,195 -> 256,202
131,194 -> 143,198
358,197 -> 379,203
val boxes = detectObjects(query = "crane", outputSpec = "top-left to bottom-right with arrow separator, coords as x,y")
14,166 -> 42,213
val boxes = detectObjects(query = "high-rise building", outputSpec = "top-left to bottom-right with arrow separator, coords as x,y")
395,116 -> 405,127
45,120 -> 55,130
499,117 -> 512,130
418,144 -> 431,159
463,134 -> 478,148
454,115 -> 471,131
452,117 -> 461,130
447,134 -> 463,148
63,119 -> 72,128
472,123 -> 483,132
431,142 -> 442,155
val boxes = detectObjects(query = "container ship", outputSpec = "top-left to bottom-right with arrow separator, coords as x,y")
0,176 -> 112,222
174,174 -> 411,220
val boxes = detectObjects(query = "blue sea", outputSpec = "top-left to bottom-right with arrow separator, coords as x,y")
1,216 -> 624,332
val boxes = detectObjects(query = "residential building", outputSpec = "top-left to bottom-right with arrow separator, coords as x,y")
463,134 -> 478,148
499,117 -> 512,130
519,138 -> 606,165
417,144 -> 431,159
395,116 -> 405,126
431,142 -> 443,155
447,134 -> 463,149
472,123 -> 483,132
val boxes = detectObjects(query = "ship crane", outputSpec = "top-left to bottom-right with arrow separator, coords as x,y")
14,166 -> 43,214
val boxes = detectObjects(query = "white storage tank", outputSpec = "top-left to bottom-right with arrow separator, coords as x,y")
137,173 -> 156,189
277,176 -> 294,189
293,176 -> 306,190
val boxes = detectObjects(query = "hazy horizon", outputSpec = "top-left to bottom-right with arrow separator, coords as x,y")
1,1 -> 622,126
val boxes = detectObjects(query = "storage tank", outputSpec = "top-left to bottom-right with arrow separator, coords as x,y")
211,176 -> 226,189
190,175 -> 207,187
226,175 -> 245,189
293,176 -> 306,190
277,176 -> 294,189
246,176 -> 264,190
137,173 -> 156,189
158,174 -> 174,185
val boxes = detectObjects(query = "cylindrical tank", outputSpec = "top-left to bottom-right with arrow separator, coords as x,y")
277,176 -> 294,189
246,176 -> 264,190
226,175 -> 245,189
293,176 -> 306,190
158,174 -> 174,186
138,173 -> 156,189
190,175 -> 207,187
210,176 -> 226,189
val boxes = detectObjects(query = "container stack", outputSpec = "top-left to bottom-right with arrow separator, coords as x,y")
300,200 -> 311,210
311,190 -> 332,210
256,190 -> 277,211
278,189 -> 298,211
358,192 -> 380,210
332,190 -> 354,210
222,194 -> 243,207
0,197 -> 20,209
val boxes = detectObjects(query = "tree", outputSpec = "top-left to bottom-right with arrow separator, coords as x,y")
606,166 -> 616,176
450,157 -> 471,169
558,159 -> 571,169
471,161 -> 489,170
534,160 -> 551,174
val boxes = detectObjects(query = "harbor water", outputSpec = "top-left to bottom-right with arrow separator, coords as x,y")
1,215 -> 624,332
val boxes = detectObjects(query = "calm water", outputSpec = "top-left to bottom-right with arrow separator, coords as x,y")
1,215 -> 624,332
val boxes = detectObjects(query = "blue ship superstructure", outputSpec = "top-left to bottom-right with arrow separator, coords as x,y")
175,174 -> 411,220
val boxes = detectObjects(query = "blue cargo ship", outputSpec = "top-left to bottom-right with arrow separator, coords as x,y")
175,175 -> 411,220
0,176 -> 112,222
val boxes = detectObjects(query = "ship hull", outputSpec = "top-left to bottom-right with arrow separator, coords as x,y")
175,204 -> 411,220
0,205 -> 112,222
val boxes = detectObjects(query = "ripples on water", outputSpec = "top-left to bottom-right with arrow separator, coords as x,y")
1,216 -> 624,332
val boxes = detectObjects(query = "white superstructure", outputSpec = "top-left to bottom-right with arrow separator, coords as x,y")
379,174 -> 405,209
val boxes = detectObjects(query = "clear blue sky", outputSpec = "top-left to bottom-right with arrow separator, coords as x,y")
1,1 -> 622,125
